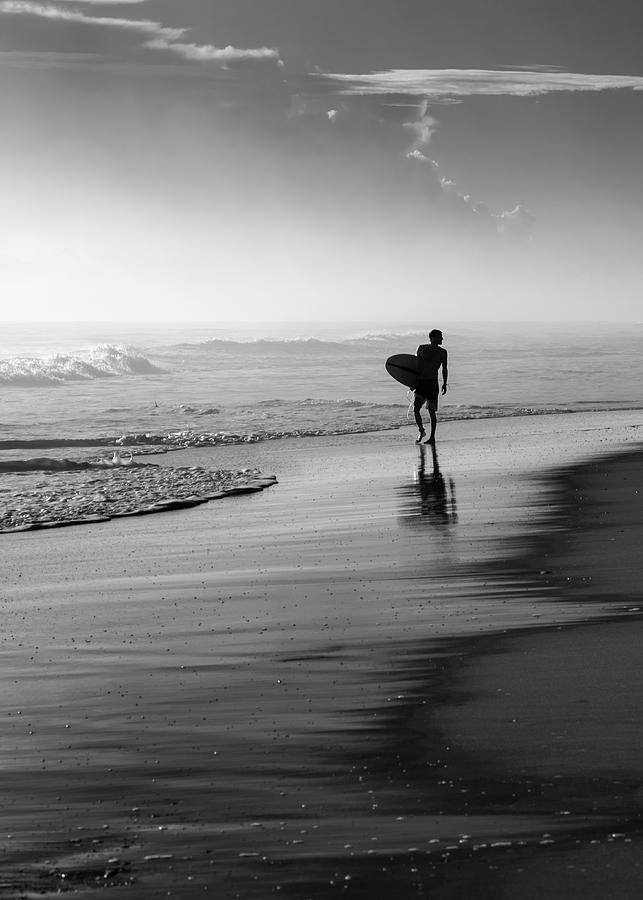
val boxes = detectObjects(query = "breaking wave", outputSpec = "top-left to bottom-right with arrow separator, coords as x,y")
0,345 -> 166,386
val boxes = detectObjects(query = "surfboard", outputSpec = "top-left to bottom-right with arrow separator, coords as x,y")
385,353 -> 420,390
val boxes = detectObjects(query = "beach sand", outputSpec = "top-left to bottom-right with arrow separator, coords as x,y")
0,411 -> 641,898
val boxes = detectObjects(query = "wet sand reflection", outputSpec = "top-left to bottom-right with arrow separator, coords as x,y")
398,443 -> 458,528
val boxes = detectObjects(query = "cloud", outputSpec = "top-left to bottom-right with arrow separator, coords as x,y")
56,0 -> 147,4
144,37 -> 282,66
317,68 -> 643,99
287,77 -> 531,239
0,1 -> 283,66
404,98 -> 438,153
497,205 -> 535,238
407,148 -> 440,175
0,1 -> 185,40
407,150 -> 535,240
308,67 -> 643,242
287,93 -> 345,123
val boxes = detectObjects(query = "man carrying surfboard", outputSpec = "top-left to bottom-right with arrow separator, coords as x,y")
414,329 -> 448,444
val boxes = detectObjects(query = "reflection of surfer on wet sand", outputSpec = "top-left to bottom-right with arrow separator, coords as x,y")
412,443 -> 458,526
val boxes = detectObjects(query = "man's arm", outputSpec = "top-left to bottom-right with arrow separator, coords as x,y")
441,349 -> 448,394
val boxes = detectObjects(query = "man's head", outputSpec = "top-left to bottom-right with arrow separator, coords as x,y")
429,329 -> 443,345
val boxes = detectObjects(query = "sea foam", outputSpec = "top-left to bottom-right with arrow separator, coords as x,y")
0,344 -> 165,386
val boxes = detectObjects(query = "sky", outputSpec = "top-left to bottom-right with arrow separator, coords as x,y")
1,0 -> 642,322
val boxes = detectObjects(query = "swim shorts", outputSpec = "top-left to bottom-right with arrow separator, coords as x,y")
414,378 -> 439,410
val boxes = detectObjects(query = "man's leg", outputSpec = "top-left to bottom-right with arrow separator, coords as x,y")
426,408 -> 437,444
413,392 -> 426,441
426,385 -> 439,443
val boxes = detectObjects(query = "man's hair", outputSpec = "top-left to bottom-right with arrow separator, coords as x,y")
429,329 -> 442,341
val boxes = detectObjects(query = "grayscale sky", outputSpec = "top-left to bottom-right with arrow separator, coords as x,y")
1,0 -> 642,321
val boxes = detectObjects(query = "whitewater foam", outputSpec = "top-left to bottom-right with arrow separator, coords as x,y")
0,345 -> 165,385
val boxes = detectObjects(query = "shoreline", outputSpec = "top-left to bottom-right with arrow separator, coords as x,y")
1,405 -> 639,534
0,419 -> 641,897
2,401 -> 641,455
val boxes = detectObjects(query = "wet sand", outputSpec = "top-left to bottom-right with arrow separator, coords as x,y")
0,412 -> 641,897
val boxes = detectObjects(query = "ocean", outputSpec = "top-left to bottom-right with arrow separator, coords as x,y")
1,321 -> 641,465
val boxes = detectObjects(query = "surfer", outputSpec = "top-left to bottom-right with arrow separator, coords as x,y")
414,329 -> 448,444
